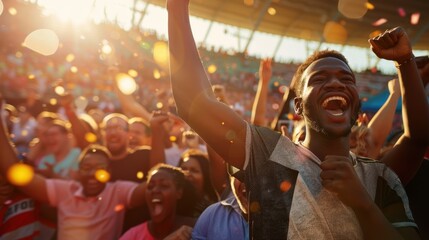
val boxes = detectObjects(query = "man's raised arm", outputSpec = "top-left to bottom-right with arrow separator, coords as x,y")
371,27 -> 429,185
167,0 -> 247,168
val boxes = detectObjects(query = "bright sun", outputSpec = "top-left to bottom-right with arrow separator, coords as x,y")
39,0 -> 94,25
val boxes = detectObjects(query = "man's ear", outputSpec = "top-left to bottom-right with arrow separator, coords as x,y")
294,97 -> 303,115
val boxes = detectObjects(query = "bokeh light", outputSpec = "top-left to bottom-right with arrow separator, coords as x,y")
102,44 -> 112,55
66,54 -> 75,62
243,0 -> 254,6
169,136 -> 177,142
153,69 -> 161,79
49,98 -> 58,105
22,29 -> 59,56
207,64 -> 217,74
7,163 -> 34,186
114,204 -> 125,212
74,96 -> 88,110
365,2 -> 374,10
128,69 -> 138,78
267,7 -> 277,16
156,102 -> 164,109
323,21 -> 347,44
70,66 -> 78,73
280,180 -> 292,192
85,132 -> 97,143
338,0 -> 368,19
153,41 -> 169,69
54,86 -> 65,95
136,171 -> 144,179
8,7 -> 17,16
95,169 -> 110,183
115,73 -> 137,95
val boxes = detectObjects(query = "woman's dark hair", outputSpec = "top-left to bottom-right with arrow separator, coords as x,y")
78,144 -> 112,164
178,150 -> 219,203
147,163 -> 197,217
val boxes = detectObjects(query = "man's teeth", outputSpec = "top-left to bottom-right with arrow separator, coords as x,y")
322,96 -> 347,108
152,198 -> 161,203
327,110 -> 344,116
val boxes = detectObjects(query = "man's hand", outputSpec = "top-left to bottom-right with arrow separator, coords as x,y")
164,225 -> 192,240
387,78 -> 400,95
320,155 -> 373,210
369,27 -> 413,63
259,58 -> 272,84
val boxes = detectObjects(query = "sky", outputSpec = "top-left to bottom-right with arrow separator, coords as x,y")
21,0 -> 429,74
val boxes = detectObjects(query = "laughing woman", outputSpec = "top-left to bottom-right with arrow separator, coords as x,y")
120,164 -> 197,240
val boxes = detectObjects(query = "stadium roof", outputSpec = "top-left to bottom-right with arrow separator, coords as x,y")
149,0 -> 429,51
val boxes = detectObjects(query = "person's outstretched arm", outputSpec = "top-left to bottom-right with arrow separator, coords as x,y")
366,78 -> 400,159
167,0 -> 247,169
251,58 -> 272,127
0,100 -> 49,203
371,27 -> 429,185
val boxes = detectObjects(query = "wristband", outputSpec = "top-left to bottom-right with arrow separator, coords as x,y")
395,55 -> 415,68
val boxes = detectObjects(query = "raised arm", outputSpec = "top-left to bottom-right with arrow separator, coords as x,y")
113,77 -> 152,123
251,58 -> 272,127
0,100 -> 49,203
61,93 -> 92,150
366,78 -> 400,159
167,0 -> 247,168
370,27 -> 429,185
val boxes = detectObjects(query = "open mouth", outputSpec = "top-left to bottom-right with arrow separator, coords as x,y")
321,96 -> 347,116
151,198 -> 163,216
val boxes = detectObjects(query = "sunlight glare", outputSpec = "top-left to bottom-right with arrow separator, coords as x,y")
41,0 -> 92,25
0,1 -> 3,16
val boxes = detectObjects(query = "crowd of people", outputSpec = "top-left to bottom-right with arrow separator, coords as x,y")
1,0 -> 429,240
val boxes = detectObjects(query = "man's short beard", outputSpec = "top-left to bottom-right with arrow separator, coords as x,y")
303,101 -> 360,139
108,144 -> 127,157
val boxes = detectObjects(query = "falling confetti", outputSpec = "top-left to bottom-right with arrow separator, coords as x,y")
397,8 -> 406,17
338,0 -> 368,19
411,12 -> 420,25
372,18 -> 387,26
22,29 -> 59,56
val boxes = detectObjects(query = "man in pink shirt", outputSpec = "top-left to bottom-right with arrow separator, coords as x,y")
0,109 -> 146,240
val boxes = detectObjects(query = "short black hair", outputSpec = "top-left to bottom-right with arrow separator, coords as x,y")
78,144 -> 112,164
291,50 -> 351,97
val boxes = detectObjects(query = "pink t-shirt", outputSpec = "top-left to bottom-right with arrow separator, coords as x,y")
120,222 -> 154,240
46,179 -> 138,240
